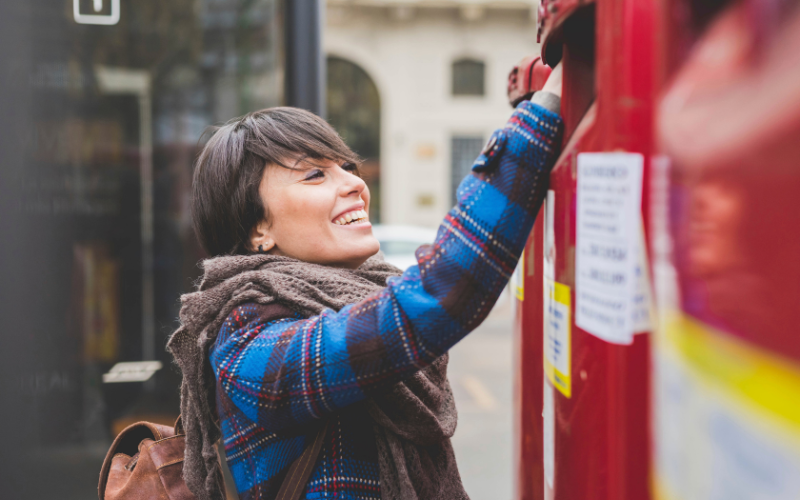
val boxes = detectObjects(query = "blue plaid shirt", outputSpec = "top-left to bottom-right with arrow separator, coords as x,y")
210,100 -> 563,499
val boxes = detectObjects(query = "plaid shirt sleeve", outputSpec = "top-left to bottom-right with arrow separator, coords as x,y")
211,100 -> 563,432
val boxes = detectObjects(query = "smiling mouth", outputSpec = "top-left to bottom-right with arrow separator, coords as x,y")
333,209 -> 369,226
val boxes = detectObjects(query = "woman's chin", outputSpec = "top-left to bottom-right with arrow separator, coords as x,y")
336,240 -> 381,268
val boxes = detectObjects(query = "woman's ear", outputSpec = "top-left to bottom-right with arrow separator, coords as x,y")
249,218 -> 275,253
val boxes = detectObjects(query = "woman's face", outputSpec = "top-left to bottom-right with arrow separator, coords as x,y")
251,158 -> 380,268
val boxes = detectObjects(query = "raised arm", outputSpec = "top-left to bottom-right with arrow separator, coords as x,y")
211,97 -> 563,432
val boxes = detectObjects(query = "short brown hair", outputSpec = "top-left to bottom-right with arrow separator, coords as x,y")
192,107 -> 360,256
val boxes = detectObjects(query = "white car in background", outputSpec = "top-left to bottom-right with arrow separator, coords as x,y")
372,224 -> 438,271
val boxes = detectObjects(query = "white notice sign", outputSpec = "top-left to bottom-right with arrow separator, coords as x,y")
575,153 -> 643,344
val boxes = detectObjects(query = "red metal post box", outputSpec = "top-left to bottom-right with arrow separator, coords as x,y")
651,0 -> 800,498
515,0 -> 658,498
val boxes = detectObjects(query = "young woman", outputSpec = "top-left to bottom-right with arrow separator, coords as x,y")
169,65 -> 563,500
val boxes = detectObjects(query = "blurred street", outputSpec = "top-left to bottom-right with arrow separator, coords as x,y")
450,290 -> 515,500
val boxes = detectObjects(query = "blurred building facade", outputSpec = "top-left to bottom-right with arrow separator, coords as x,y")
325,0 -> 540,227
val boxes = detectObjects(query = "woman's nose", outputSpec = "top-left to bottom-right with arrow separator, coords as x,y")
338,168 -> 366,197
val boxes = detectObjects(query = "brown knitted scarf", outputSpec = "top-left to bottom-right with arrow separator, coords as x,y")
167,253 -> 469,500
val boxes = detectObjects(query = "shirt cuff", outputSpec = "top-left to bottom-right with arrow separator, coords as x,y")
530,91 -> 561,114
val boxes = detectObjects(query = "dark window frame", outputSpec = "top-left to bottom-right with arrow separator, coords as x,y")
451,58 -> 486,97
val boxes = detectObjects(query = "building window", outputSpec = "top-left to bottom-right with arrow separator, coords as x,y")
452,58 -> 485,96
451,136 -> 484,204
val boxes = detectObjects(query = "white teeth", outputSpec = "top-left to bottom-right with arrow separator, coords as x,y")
333,209 -> 368,225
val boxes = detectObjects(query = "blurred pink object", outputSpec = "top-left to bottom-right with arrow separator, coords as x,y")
659,0 -> 800,359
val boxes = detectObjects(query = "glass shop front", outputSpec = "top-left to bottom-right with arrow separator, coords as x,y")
0,1 -> 284,497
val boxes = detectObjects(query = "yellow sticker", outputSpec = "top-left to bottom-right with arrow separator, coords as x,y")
544,279 -> 571,397
513,250 -> 525,301
653,313 -> 800,499
663,313 -> 800,427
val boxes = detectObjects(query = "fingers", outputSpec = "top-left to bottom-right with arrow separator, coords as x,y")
541,62 -> 563,99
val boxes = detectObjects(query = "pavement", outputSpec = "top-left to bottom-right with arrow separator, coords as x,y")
449,289 -> 516,500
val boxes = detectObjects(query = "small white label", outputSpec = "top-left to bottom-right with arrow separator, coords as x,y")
575,153 -> 643,344
544,190 -> 556,281
102,361 -> 162,383
543,381 -> 555,488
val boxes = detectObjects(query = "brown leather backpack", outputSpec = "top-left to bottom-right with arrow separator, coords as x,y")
98,417 -> 198,500
98,416 -> 328,500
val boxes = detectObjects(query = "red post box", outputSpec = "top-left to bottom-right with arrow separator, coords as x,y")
651,0 -> 800,498
514,0 -> 658,498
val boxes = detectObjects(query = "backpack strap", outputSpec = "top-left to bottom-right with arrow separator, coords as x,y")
275,421 -> 330,500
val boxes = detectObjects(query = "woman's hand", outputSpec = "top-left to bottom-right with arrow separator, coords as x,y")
540,62 -> 563,99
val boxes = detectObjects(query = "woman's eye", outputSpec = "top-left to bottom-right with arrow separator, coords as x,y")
342,162 -> 360,175
304,169 -> 324,181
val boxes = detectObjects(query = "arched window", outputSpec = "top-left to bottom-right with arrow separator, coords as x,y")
452,58 -> 485,96
326,56 -> 382,221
